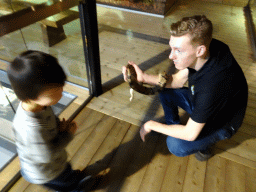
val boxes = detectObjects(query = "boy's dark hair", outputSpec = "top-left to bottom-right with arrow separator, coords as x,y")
7,50 -> 67,102
170,15 -> 213,48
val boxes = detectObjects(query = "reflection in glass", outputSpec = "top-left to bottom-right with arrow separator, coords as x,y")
29,7 -> 88,87
97,0 -> 166,15
0,77 -> 17,171
0,0 -> 51,15
0,2 -> 88,87
0,83 -> 16,141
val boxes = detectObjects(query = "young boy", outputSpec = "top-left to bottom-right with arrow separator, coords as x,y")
7,50 -> 91,192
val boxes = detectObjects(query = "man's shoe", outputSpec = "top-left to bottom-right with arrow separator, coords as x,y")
74,171 -> 92,191
195,149 -> 213,161
78,174 -> 92,187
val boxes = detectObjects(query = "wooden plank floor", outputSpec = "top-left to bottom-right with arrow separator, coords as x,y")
5,0 -> 256,191
8,107 -> 256,192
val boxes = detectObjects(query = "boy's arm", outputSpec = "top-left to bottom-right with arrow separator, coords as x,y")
37,117 -> 74,155
50,130 -> 74,150
49,117 -> 77,151
16,120 -> 74,164
13,107 -> 74,163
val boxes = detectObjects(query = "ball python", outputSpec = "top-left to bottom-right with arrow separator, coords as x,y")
126,64 -> 169,101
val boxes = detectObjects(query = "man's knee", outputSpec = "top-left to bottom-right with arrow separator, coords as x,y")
159,89 -> 171,102
166,136 -> 189,157
159,89 -> 177,108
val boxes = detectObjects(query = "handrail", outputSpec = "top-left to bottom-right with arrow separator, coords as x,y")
0,0 -> 81,37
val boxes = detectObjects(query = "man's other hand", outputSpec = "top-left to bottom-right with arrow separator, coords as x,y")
140,121 -> 153,142
122,61 -> 145,82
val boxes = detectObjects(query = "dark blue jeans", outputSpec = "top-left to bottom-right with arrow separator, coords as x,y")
159,88 -> 231,157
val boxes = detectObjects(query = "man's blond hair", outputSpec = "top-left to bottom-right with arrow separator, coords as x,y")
170,15 -> 213,47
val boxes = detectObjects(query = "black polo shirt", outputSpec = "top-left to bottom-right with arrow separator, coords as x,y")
188,39 -> 248,137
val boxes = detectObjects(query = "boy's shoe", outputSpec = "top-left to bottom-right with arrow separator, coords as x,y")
53,171 -> 92,192
195,149 -> 213,161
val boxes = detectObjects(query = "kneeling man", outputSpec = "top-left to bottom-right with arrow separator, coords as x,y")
122,15 -> 248,161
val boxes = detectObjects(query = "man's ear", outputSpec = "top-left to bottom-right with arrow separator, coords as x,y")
196,45 -> 207,57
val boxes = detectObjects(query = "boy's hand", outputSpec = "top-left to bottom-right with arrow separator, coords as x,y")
58,118 -> 68,132
58,118 -> 78,134
68,121 -> 78,134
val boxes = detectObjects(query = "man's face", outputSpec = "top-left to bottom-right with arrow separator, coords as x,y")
169,34 -> 198,70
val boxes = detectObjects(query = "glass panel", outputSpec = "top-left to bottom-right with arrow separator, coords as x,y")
0,81 -> 16,142
96,0 -> 172,15
251,1 -> 256,26
97,5 -> 170,85
0,30 -> 27,62
0,0 -> 55,13
95,3 -> 171,124
0,0 -> 89,87
0,72 -> 17,171
21,7 -> 89,87
0,0 -> 27,62
0,1 -> 14,16
0,0 -> 40,63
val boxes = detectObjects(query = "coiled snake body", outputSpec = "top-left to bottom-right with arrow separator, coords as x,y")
126,64 -> 169,100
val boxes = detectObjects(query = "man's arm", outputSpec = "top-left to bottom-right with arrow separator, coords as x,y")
122,61 -> 188,89
165,68 -> 189,89
140,117 -> 205,142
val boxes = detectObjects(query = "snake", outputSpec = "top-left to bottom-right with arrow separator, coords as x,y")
126,64 -> 169,101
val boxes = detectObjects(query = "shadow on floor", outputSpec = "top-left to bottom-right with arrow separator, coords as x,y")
80,60 -> 187,191
80,122 -> 253,192
81,130 -> 169,191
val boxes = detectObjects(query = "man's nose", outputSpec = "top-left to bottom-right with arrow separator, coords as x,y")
169,50 -> 175,60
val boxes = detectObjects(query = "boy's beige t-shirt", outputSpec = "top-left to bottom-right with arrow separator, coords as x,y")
12,103 -> 73,184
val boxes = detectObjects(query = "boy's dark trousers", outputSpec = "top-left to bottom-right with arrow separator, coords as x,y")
43,163 -> 88,192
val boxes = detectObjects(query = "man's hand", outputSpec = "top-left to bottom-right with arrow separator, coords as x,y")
140,120 -> 156,142
141,118 -> 206,142
122,61 -> 145,83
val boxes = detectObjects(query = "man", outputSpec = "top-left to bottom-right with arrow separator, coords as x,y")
122,15 -> 248,161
